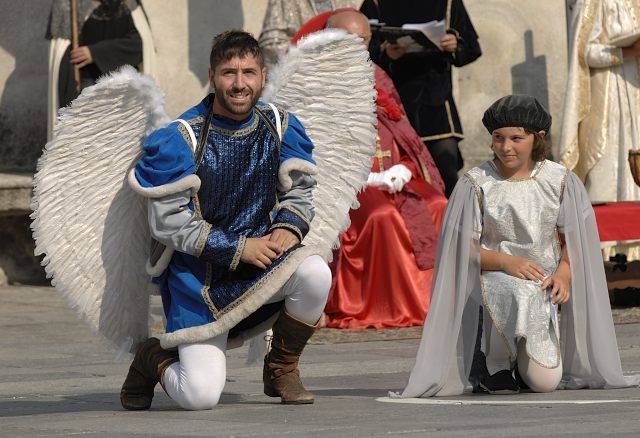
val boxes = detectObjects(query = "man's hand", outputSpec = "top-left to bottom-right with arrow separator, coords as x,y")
70,46 -> 93,68
439,34 -> 458,53
384,42 -> 407,60
269,228 -> 300,253
501,254 -> 546,282
240,236 -> 282,269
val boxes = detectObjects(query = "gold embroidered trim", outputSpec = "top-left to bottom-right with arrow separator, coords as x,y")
211,249 -> 298,318
445,100 -> 455,133
195,222 -> 211,257
559,168 -> 570,204
187,115 -> 205,128
229,235 -> 247,272
489,159 -> 546,182
177,122 -> 192,145
200,263 -> 217,314
193,194 -> 203,220
445,0 -> 453,28
210,113 -> 260,137
463,172 -> 484,215
270,223 -> 303,240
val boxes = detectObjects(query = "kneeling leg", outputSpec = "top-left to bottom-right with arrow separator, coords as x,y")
516,340 -> 562,393
162,333 -> 228,410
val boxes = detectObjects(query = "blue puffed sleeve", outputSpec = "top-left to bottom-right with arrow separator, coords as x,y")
134,122 -> 195,188
280,112 -> 315,165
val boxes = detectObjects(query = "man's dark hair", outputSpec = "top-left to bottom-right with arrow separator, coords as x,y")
209,30 -> 264,71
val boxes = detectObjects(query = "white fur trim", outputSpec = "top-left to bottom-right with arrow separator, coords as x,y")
127,168 -> 201,198
146,245 -> 174,277
278,158 -> 319,191
158,245 -> 319,349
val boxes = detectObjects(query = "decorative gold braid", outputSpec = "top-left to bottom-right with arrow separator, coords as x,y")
229,235 -> 247,272
195,222 -> 211,257
463,172 -> 483,215
200,263 -> 217,315
210,113 -> 259,137
559,168 -> 570,204
177,123 -> 192,145
215,249 -> 299,317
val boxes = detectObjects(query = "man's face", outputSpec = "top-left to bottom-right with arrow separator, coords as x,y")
209,54 -> 266,118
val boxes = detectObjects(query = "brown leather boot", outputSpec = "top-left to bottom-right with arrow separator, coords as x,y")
263,310 -> 317,404
120,337 -> 178,410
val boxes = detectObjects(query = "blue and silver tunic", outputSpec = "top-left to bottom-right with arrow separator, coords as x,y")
132,94 -> 320,348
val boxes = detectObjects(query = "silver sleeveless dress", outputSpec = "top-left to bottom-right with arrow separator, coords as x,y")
465,159 -> 570,368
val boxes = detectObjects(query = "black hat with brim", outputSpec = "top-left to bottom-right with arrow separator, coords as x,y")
482,94 -> 552,134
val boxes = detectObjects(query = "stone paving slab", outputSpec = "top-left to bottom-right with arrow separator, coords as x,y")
1,286 -> 640,437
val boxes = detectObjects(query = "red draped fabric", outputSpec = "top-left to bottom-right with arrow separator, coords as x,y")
326,182 -> 447,328
593,202 -> 640,242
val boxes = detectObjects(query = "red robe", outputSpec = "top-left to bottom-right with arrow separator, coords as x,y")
324,66 -> 448,328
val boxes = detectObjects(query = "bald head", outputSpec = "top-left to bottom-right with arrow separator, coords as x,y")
327,9 -> 372,47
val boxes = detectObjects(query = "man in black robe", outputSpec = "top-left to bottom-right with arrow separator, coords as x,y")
46,0 -> 144,109
361,0 -> 481,197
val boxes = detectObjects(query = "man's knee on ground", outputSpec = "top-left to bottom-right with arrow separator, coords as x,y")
178,373 -> 225,411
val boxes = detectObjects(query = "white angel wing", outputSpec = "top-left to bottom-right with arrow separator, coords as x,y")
263,29 -> 377,261
31,65 -> 170,353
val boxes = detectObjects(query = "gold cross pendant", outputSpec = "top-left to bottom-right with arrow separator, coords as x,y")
374,136 -> 392,172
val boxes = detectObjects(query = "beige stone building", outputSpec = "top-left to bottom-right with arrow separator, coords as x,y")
0,0 -> 569,283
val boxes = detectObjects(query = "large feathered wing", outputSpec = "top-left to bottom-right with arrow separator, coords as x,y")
31,66 -> 170,353
262,29 -> 377,261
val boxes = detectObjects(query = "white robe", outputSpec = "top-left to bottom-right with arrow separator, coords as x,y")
558,0 -> 640,261
582,0 -> 640,203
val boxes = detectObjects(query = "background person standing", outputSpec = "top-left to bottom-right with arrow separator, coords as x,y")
361,0 -> 481,197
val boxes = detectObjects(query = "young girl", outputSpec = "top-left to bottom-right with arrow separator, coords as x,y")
396,95 -> 639,397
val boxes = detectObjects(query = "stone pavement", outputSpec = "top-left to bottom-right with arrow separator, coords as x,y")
1,285 -> 639,437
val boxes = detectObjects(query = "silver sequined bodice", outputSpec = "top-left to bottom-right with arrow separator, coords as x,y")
466,159 -> 569,367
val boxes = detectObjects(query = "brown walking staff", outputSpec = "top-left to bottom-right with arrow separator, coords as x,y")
70,0 -> 81,92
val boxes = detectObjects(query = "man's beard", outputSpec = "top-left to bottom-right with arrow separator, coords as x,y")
216,86 -> 261,116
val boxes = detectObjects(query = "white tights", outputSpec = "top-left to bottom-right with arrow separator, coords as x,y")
162,255 -> 331,410
485,324 -> 562,393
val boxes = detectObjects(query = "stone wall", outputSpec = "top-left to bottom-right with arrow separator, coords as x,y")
454,0 -> 569,171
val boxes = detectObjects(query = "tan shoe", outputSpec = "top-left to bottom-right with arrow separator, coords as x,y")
263,310 -> 317,404
120,337 -> 178,410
